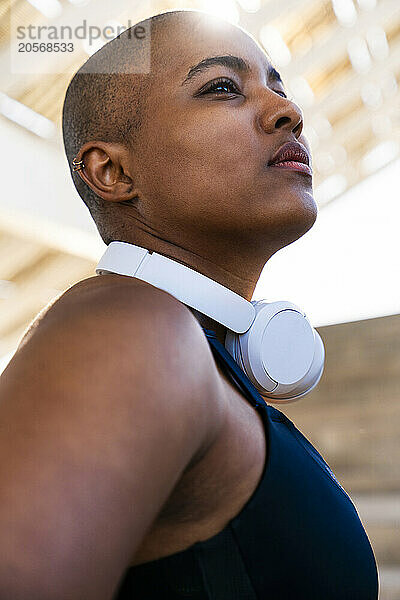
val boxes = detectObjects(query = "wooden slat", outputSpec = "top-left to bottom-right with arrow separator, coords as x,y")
282,314 -> 400,497
0,235 -> 47,280
0,252 -> 94,344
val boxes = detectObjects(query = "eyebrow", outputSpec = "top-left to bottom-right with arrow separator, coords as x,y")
181,54 -> 283,87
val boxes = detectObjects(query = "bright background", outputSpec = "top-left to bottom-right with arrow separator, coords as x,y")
0,1 -> 400,596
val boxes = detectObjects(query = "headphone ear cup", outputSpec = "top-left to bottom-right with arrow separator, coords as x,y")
225,330 -> 243,369
224,329 -> 236,362
225,300 -> 325,404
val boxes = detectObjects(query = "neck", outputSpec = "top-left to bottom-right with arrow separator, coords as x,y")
106,228 -> 279,346
112,227 -> 276,302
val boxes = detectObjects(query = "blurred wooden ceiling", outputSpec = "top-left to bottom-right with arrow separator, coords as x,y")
0,0 -> 399,358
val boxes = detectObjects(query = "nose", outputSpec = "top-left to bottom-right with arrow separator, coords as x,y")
259,94 -> 304,138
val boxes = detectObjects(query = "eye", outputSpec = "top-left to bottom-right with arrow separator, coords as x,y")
274,90 -> 288,98
200,77 -> 240,95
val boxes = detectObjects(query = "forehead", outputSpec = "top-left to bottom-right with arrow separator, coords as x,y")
152,14 -> 273,82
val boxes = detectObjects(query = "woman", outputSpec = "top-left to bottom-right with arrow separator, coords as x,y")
0,9 -> 378,599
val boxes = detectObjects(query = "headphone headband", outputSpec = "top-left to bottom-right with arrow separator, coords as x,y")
95,241 -> 325,402
95,241 -> 255,333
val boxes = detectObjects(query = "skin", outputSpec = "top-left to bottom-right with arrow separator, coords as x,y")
0,278 -> 226,599
0,13 -> 318,597
74,11 -> 317,343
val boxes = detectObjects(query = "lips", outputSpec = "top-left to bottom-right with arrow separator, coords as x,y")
268,141 -> 312,175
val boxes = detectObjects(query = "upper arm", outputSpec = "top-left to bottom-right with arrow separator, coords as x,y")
0,280 -> 224,600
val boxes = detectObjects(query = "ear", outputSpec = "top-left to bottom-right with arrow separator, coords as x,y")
72,141 -> 139,203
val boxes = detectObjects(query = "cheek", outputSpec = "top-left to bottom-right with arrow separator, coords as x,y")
160,100 -> 255,166
167,116 -> 258,189
140,111 -> 259,218
138,105 -> 316,238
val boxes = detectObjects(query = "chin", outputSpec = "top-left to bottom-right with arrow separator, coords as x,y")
298,190 -> 318,230
270,191 -> 318,247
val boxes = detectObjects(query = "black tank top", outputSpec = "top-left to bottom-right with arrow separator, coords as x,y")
114,328 -> 379,599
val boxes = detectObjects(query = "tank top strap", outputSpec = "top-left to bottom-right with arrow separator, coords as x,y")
202,328 -> 268,411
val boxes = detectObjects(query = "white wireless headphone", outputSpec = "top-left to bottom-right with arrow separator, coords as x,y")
95,241 -> 325,404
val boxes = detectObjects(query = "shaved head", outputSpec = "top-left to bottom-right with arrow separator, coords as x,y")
62,10 -> 191,243
62,9 -> 316,299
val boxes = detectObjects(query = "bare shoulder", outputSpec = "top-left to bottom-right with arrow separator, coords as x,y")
0,273 -> 227,598
18,273 -> 210,357
14,272 -> 226,462
18,274 -> 225,424
17,273 -> 196,348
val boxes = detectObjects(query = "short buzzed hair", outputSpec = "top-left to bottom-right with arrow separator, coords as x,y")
62,10 -> 184,244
